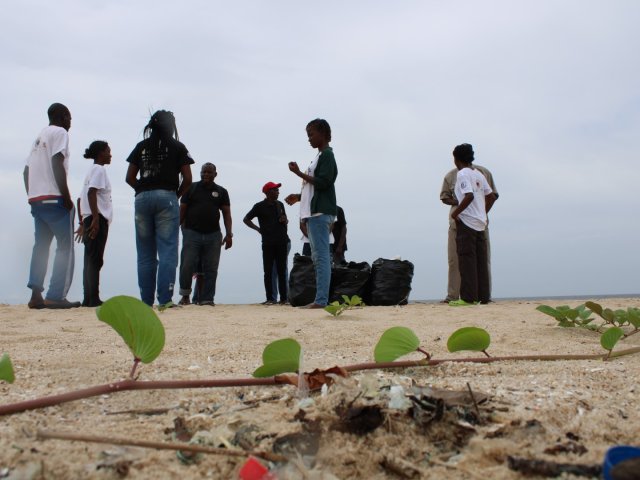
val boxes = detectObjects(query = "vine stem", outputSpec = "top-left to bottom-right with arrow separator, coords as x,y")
623,329 -> 640,339
129,358 -> 140,379
0,376 -> 294,416
341,346 -> 640,371
2,347 -> 640,417
416,347 -> 431,359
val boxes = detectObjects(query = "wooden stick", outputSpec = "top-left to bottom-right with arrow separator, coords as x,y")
36,430 -> 286,463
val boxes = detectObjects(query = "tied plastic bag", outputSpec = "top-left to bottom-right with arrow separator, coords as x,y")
288,254 -> 316,307
329,261 -> 371,303
369,258 -> 414,305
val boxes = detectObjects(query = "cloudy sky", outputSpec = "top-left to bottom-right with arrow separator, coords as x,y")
2,1 -> 638,304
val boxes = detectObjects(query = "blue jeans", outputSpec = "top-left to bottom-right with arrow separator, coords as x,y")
134,190 -> 180,306
179,228 -> 222,303
307,214 -> 334,305
271,241 -> 291,301
28,198 -> 75,301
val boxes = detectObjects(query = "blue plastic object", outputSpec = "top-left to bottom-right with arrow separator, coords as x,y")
603,445 -> 640,480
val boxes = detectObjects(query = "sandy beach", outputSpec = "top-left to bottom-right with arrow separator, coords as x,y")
1,298 -> 638,479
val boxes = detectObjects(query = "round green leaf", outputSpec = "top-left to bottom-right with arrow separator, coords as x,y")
253,338 -> 301,378
627,308 -> 640,328
96,295 -> 165,364
0,353 -> 15,384
324,302 -> 344,317
447,327 -> 491,353
602,308 -> 615,322
253,360 -> 301,378
600,327 -> 624,351
536,305 -> 564,320
584,301 -> 603,316
374,327 -> 420,362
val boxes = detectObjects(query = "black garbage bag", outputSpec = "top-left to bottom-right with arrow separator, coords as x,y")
369,258 -> 414,305
330,261 -> 371,303
288,254 -> 316,306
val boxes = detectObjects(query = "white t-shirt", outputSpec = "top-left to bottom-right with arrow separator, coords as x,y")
454,167 -> 493,231
298,153 -> 319,220
25,125 -> 70,201
80,164 -> 113,224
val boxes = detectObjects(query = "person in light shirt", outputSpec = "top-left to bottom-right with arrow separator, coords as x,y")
448,143 -> 497,306
75,141 -> 113,307
23,103 -> 80,309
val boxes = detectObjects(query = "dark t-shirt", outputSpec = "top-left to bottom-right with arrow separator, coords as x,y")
332,206 -> 347,251
245,200 -> 289,245
181,181 -> 230,233
126,138 -> 194,193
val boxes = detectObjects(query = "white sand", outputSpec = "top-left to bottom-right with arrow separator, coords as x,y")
0,298 -> 638,479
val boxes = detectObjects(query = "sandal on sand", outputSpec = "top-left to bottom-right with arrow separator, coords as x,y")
178,297 -> 191,306
28,301 -> 46,310
299,303 -> 325,309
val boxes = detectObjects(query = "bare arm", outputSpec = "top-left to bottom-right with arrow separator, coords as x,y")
126,163 -> 139,191
485,192 -> 497,214
74,198 -> 84,243
288,162 -> 315,184
52,152 -> 72,210
177,164 -> 192,198
221,205 -> 233,249
285,193 -> 301,206
451,193 -> 474,220
23,166 -> 29,194
243,215 -> 260,234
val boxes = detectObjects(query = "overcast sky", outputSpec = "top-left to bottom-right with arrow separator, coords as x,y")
2,1 -> 639,305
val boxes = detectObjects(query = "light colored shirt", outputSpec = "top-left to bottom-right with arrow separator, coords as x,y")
299,153 -> 319,220
25,126 -> 70,201
80,164 -> 113,224
454,167 -> 493,231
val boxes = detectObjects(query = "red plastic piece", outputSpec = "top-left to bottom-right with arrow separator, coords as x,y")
238,456 -> 275,480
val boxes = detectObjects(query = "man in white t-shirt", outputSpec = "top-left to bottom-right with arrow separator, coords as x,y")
440,164 -> 498,302
449,143 -> 497,306
23,103 -> 80,309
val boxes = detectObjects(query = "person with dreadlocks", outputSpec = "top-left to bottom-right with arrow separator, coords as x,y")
285,118 -> 338,309
126,110 -> 194,307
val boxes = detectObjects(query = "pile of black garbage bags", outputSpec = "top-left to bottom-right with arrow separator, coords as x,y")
288,254 -> 414,307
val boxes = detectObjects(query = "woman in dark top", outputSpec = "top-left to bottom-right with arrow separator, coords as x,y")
126,110 -> 194,307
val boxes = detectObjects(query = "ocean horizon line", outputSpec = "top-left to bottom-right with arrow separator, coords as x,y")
411,293 -> 640,304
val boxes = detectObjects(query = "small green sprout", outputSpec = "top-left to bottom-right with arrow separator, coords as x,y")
324,295 -> 364,317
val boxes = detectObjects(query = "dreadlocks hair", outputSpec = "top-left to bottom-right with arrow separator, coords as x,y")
306,118 -> 331,142
83,140 -> 109,160
143,110 -> 179,161
453,143 -> 475,164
